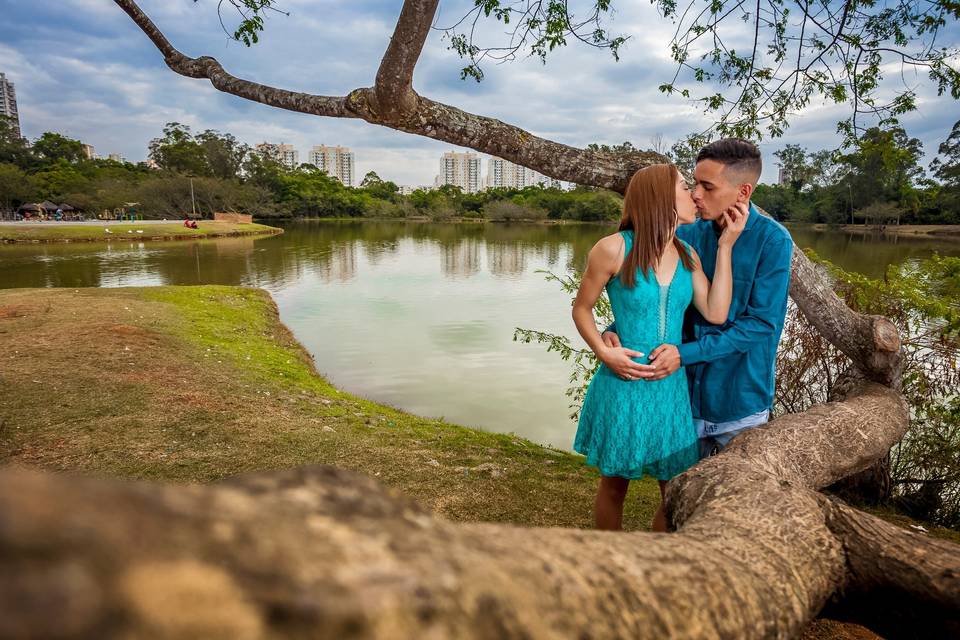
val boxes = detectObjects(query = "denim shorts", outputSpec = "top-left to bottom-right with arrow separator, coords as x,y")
694,410 -> 770,459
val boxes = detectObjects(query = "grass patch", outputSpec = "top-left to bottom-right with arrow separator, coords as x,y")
0,221 -> 282,243
0,286 -> 658,529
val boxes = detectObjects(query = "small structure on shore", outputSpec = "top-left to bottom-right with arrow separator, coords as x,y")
15,201 -> 82,221
15,203 -> 43,219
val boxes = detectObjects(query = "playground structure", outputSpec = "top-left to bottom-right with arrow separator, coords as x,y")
99,202 -> 142,221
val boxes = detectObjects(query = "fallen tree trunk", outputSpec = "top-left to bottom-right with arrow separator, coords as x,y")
1,382 -> 957,639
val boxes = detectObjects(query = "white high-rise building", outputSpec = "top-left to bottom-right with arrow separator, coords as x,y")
309,145 -> 355,186
81,144 -> 96,160
0,72 -> 21,139
255,142 -> 299,169
436,151 -> 481,193
485,157 -> 551,189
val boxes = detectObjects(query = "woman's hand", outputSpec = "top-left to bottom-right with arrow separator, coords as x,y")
719,202 -> 749,248
600,347 -> 653,381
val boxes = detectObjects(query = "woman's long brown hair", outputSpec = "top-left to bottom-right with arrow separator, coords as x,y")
617,164 -> 695,288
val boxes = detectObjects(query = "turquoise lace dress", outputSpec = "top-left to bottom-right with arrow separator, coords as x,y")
573,231 -> 699,480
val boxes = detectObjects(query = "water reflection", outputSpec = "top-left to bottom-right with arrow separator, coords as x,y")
441,238 -> 482,279
488,241 -> 528,278
1,221 -> 957,449
784,225 -> 959,277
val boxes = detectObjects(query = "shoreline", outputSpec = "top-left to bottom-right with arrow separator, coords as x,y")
0,221 -> 284,244
259,217 -> 960,238
784,222 -> 960,239
258,216 -> 613,226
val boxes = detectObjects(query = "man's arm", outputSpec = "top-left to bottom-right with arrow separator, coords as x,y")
676,234 -> 793,366
601,321 -> 621,348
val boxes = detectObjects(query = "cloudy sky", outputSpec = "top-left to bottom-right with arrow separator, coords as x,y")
2,0 -> 958,186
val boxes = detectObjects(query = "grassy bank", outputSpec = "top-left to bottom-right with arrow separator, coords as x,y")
786,222 -> 960,238
0,221 -> 283,244
0,286 -> 659,529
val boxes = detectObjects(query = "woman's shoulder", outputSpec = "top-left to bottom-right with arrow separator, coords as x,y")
601,229 -> 630,241
593,231 -> 628,253
588,232 -> 628,269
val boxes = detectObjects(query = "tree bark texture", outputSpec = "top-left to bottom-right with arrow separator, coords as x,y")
1,383 -> 957,639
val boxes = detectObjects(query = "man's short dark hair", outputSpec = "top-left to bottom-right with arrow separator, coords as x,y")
696,138 -> 762,185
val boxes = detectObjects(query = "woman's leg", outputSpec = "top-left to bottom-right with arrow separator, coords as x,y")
595,476 -> 630,530
651,480 -> 669,532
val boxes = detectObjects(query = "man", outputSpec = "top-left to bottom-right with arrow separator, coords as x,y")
604,138 -> 793,457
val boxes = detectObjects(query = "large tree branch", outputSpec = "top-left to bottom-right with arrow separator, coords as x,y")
820,499 -> 960,637
113,0 -> 349,117
113,0 -> 666,192
788,248 -> 902,385
386,95 -> 667,190
374,0 -> 439,118
1,381 -> 955,639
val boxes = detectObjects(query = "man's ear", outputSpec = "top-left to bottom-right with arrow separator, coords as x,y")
738,183 -> 754,203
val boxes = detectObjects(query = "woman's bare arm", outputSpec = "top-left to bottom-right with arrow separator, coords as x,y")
572,235 -> 653,380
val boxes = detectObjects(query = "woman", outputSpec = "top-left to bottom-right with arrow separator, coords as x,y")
571,164 -> 746,532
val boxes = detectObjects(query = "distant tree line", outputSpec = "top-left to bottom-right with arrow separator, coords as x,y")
3,118 -> 959,225
0,119 -> 620,222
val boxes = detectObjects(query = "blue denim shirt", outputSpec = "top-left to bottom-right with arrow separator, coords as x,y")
674,204 -> 793,423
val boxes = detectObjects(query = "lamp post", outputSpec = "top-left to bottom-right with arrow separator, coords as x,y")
190,177 -> 197,218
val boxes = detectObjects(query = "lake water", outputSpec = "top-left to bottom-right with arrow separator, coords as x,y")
1,220 -> 957,449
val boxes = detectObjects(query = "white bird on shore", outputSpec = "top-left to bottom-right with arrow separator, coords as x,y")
104,228 -> 112,234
